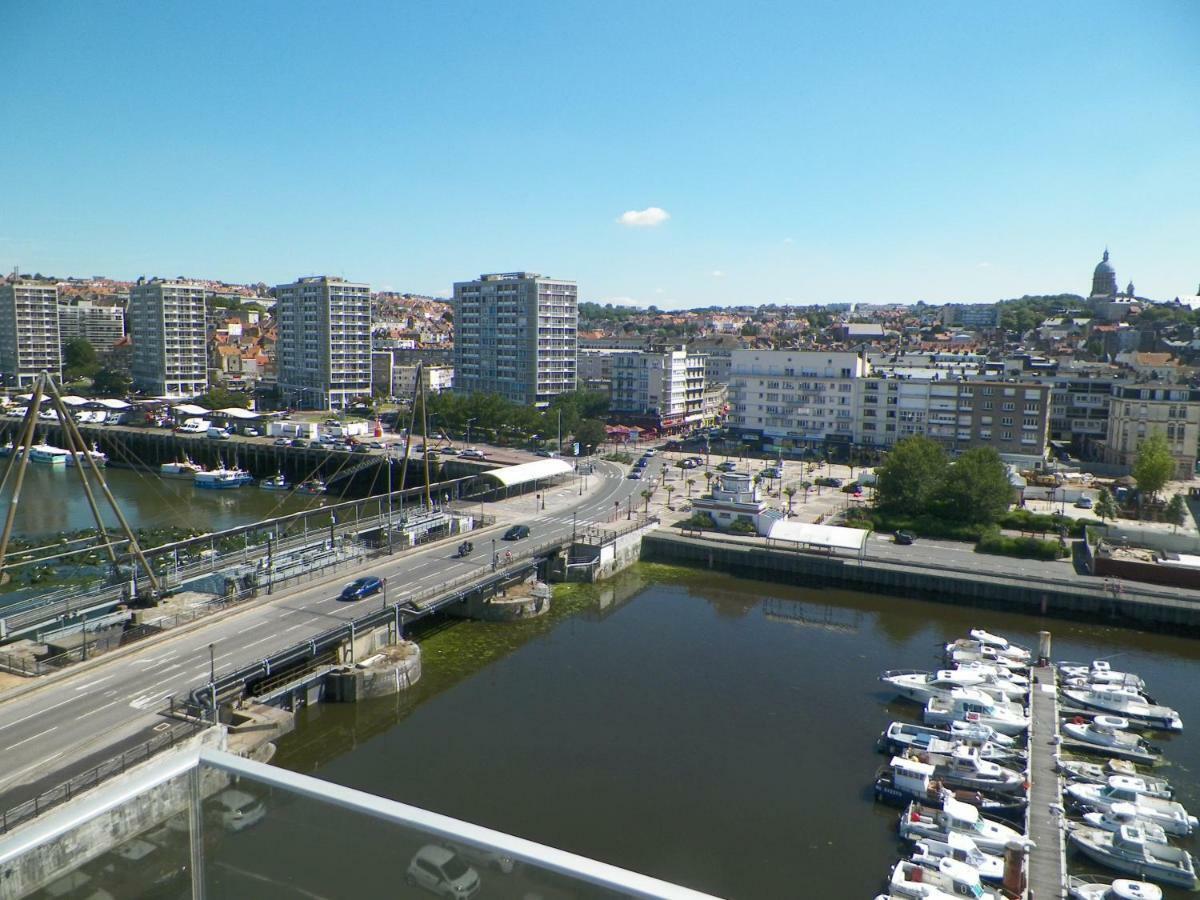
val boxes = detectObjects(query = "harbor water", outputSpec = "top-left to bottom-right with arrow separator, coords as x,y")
255,565 -> 1200,899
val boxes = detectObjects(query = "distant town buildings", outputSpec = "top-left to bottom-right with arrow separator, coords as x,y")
452,272 -> 577,406
129,279 -> 207,398
0,280 -> 61,387
275,276 -> 372,410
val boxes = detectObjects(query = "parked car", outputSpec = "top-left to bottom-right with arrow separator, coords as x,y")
242,427 -> 260,437
687,456 -> 705,465
340,576 -> 383,601
762,467 -> 783,479
273,437 -> 290,447
206,427 -> 230,440
679,459 -> 696,469
717,461 -> 737,472
460,447 -> 486,459
628,470 -> 643,480
503,524 -> 530,541
352,444 -> 370,454
406,845 -> 480,899
816,476 -> 843,487
290,438 -> 307,448
1075,496 -> 1094,509
439,446 -> 459,455
894,530 -> 916,545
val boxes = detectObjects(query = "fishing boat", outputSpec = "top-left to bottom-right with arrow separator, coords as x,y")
1074,804 -> 1170,846
194,466 -> 246,490
160,458 -> 204,479
887,858 -> 1002,900
1068,874 -> 1162,900
923,689 -> 1029,736
1067,825 -> 1196,890
1061,717 -> 1161,765
259,473 -> 291,491
911,833 -> 1005,883
1058,760 -> 1170,798
877,721 -> 1023,764
1061,686 -> 1182,733
874,756 -> 1027,822
297,479 -> 326,495
65,443 -> 107,468
29,444 -> 70,465
898,797 -> 1030,855
1066,777 -> 1197,836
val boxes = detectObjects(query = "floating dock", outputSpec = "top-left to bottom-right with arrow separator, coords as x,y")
1026,659 -> 1066,899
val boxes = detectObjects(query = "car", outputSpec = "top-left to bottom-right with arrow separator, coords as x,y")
762,467 -> 783,479
643,448 -> 656,456
717,461 -> 737,472
273,437 -> 290,446
635,458 -> 648,468
406,845 -> 480,899
290,438 -> 307,447
352,444 -> 370,453
503,525 -> 530,541
1075,496 -> 1094,509
816,476 -> 843,488
628,470 -> 643,480
679,459 -> 696,469
242,427 -> 260,437
460,447 -> 486,459
368,441 -> 386,449
439,446 -> 459,455
687,456 -> 705,465
894,530 -> 916,545
339,576 -> 383,601
533,449 -> 552,457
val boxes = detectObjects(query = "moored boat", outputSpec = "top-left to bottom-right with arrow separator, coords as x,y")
1067,874 -> 1163,900
874,756 -> 1027,822
259,472 -> 291,491
898,797 -> 1029,855
1066,777 -> 1197,836
877,721 -> 1023,764
1062,717 -> 1161,765
1067,825 -> 1196,890
887,858 -> 1001,900
923,689 -> 1029,736
65,443 -> 107,468
1074,803 -> 1170,846
160,458 -> 204,479
194,467 -> 245,490
1062,686 -> 1182,733
1059,760 -> 1172,798
297,479 -> 326,495
911,832 -> 1005,883
29,443 -> 70,465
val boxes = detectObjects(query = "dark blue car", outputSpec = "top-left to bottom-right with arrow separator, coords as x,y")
340,576 -> 383,601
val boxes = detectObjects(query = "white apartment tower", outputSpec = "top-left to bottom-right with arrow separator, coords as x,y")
129,279 -> 208,397
275,276 -> 372,410
453,272 -> 577,406
610,346 -> 707,433
0,280 -> 61,387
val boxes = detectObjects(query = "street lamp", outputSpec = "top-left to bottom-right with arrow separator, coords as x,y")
491,537 -> 497,571
465,417 -> 476,447
208,643 -> 215,683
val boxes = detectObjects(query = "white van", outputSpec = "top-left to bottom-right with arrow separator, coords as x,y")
206,427 -> 230,440
178,418 -> 211,433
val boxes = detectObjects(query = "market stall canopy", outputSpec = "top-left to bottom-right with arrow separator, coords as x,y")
479,458 -> 573,489
172,403 -> 209,416
767,520 -> 869,555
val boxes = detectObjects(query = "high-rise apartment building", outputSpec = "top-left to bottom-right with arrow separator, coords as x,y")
58,299 -> 125,354
610,345 -> 707,433
0,280 -> 61,386
129,279 -> 208,397
453,272 -> 577,406
275,276 -> 372,410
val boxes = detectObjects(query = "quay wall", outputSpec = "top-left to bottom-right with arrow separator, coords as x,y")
640,532 -> 1200,634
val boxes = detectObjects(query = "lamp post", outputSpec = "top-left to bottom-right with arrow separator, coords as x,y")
465,417 -> 476,447
556,408 -> 562,455
491,537 -> 497,571
208,643 -> 215,683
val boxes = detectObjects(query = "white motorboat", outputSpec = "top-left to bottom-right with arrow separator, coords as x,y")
899,797 -> 1029,855
945,639 -> 1028,671
953,660 -> 1029,688
29,443 -> 70,465
924,746 -> 1026,795
911,833 -> 1005,884
1062,717 -> 1161,765
875,756 -> 1028,821
1060,661 -> 1148,693
1062,687 -> 1181,732
882,669 -> 990,703
1068,874 -> 1163,900
1066,777 -> 1197,836
1059,760 -> 1172,798
259,472 -> 291,491
65,443 -> 107,468
888,858 -> 1001,900
1067,825 -> 1196,890
878,722 -> 1023,764
160,459 -> 204,479
1077,803 -> 1170,846
968,630 -> 1031,662
924,689 -> 1029,736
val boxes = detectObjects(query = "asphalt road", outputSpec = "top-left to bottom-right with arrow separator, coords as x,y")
0,456 -> 662,807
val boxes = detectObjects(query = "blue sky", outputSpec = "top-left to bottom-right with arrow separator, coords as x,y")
3,1 -> 1198,307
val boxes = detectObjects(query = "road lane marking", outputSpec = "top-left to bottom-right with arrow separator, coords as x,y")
128,690 -> 172,709
0,696 -> 79,731
73,674 -> 116,691
5,726 -> 58,751
284,623 -> 306,632
244,636 -> 274,649
78,701 -> 119,719
0,752 -> 63,786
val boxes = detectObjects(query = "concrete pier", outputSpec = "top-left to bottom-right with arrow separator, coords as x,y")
1026,663 -> 1066,899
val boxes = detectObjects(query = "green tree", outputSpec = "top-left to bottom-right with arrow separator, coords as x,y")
1132,432 -> 1175,505
90,368 -> 131,396
574,418 -> 607,453
783,485 -> 796,514
640,489 -> 653,514
1165,494 -> 1188,533
686,477 -> 697,498
875,437 -> 948,515
936,447 -> 1012,525
194,388 -> 251,410
62,337 -> 99,379
1094,487 -> 1118,523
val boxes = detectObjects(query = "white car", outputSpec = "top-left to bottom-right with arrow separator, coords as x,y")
406,845 -> 480,898
209,789 -> 265,832
460,448 -> 487,459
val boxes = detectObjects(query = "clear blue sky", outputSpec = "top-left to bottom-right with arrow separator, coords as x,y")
3,1 -> 1198,307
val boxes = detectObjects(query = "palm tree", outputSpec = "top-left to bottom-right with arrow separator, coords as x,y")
801,480 -> 812,504
703,470 -> 714,494
665,485 -> 675,509
640,489 -> 653,514
783,486 -> 796,515
686,477 -> 697,498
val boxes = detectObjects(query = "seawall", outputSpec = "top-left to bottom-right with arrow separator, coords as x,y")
640,532 -> 1200,635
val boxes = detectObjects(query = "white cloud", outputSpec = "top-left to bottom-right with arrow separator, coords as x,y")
617,206 -> 670,227
711,270 -> 725,278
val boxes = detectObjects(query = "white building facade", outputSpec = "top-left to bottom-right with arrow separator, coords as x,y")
609,346 -> 706,433
129,279 -> 207,397
275,276 -> 372,410
0,280 -> 61,387
58,299 -> 125,353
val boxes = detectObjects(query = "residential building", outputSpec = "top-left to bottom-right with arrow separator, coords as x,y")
453,272 -> 577,406
0,280 -> 61,386
609,346 -> 706,433
392,364 -> 454,397
687,335 -> 746,386
371,351 -> 394,398
275,276 -> 372,410
129,279 -> 207,397
577,348 -> 639,393
58,298 -> 125,354
940,304 -> 999,329
1101,384 -> 1200,480
1037,367 -> 1126,452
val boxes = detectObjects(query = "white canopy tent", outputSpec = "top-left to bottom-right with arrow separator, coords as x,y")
766,520 -> 869,560
481,458 -> 574,489
217,407 -> 259,420
94,398 -> 131,409
172,404 -> 209,417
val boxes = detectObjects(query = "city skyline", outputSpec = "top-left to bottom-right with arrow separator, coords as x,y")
4,2 -> 1199,307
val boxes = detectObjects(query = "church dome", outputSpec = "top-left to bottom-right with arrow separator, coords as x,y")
1091,249 -> 1118,298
